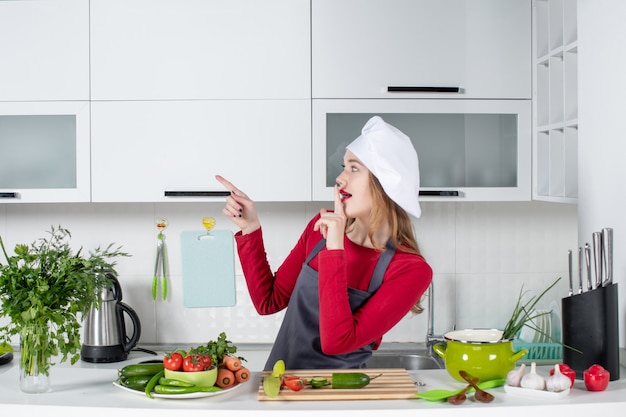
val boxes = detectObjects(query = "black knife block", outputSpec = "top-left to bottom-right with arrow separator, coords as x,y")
561,283 -> 620,381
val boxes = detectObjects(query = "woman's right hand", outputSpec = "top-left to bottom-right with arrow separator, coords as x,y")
215,175 -> 261,235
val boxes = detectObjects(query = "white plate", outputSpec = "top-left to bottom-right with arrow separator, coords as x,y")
113,381 -> 242,399
504,384 -> 570,399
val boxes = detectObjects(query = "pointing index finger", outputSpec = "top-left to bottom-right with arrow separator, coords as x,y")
215,175 -> 237,194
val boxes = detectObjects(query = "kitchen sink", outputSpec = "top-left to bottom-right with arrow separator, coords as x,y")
365,353 -> 442,370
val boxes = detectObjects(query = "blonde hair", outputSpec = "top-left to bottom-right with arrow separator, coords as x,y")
346,173 -> 425,314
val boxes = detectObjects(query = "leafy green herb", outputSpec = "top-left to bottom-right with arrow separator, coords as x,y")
0,226 -> 129,376
501,277 -> 561,341
190,332 -> 244,367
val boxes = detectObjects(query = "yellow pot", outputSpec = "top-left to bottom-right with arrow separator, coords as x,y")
433,329 -> 528,382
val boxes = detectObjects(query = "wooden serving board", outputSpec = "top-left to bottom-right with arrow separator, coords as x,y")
257,368 -> 418,401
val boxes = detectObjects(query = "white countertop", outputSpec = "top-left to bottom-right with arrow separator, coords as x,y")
1,351 -> 626,417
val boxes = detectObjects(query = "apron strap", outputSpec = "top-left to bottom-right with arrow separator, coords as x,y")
368,240 -> 396,292
306,238 -> 396,293
305,238 -> 327,264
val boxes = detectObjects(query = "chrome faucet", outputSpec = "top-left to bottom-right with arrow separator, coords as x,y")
425,281 -> 446,368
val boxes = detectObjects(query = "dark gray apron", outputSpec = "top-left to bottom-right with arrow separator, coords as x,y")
264,238 -> 396,370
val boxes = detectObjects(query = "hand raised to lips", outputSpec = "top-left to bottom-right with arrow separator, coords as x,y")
313,185 -> 346,250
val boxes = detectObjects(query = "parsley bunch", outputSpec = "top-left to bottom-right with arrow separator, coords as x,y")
0,226 -> 129,376
192,332 -> 244,367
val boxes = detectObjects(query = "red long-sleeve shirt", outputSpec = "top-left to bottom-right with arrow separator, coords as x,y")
235,214 -> 433,355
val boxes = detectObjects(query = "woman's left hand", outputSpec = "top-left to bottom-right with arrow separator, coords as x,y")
313,185 -> 346,250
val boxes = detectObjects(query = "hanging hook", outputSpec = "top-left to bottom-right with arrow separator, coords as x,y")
199,217 -> 216,240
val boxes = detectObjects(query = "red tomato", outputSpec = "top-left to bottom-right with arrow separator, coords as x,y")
584,364 -> 610,391
280,374 -> 303,388
198,354 -> 212,370
549,363 -> 576,388
163,352 -> 183,371
283,377 -> 306,391
183,354 -> 205,372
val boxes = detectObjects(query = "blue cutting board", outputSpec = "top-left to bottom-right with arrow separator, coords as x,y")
180,230 -> 236,307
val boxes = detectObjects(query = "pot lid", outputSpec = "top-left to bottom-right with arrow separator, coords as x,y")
444,329 -> 506,343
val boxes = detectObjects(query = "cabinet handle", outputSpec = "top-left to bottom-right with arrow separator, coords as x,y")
0,192 -> 19,199
419,190 -> 459,197
387,86 -> 461,93
164,191 -> 231,197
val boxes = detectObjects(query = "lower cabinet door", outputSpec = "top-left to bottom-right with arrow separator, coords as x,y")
91,100 -> 311,203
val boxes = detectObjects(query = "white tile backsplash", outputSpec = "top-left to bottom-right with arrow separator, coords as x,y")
0,200 -> 577,347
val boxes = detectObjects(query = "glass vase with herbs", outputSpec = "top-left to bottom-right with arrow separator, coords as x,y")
501,277 -> 562,342
0,226 -> 128,393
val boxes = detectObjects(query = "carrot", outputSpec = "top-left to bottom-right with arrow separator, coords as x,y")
216,367 -> 235,388
235,367 -> 250,383
222,354 -> 242,372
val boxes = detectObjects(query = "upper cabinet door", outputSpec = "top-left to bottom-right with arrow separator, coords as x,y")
312,0 -> 531,99
0,101 -> 91,203
0,0 -> 89,101
312,99 -> 531,202
91,100 -> 311,203
90,0 -> 311,100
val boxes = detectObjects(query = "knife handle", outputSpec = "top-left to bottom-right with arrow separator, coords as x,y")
592,232 -> 603,288
567,249 -> 573,296
602,228 -> 613,286
584,243 -> 592,291
578,247 -> 584,294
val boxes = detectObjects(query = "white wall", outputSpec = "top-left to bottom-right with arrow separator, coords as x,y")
0,200 -> 576,347
578,0 -> 626,347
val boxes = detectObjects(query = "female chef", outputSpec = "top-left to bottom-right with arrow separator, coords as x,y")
216,115 -> 432,370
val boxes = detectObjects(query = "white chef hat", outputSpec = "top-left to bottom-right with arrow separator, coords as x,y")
346,116 -> 421,218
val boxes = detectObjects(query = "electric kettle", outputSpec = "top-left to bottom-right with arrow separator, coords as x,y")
81,272 -> 141,363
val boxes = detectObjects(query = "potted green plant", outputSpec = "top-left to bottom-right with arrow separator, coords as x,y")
0,226 -> 128,393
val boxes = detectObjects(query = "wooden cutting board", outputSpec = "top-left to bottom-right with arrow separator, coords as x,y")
257,368 -> 418,401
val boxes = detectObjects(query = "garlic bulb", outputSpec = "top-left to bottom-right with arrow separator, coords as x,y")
506,363 -> 526,387
546,364 -> 571,392
520,362 -> 546,390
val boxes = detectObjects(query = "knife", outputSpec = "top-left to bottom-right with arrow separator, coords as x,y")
602,228 -> 613,286
578,247 -> 584,294
592,232 -> 603,289
584,243 -> 592,291
567,249 -> 573,296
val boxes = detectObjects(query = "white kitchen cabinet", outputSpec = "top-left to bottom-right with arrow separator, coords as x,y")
91,100 -> 311,202
90,0 -> 310,101
312,99 -> 531,202
533,0 -> 577,203
312,0 -> 531,99
0,0 -> 89,101
0,101 -> 91,203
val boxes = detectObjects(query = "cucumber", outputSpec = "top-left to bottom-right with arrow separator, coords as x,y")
331,372 -> 382,389
119,363 -> 164,378
308,377 -> 330,388
120,381 -> 148,391
120,375 -> 153,388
